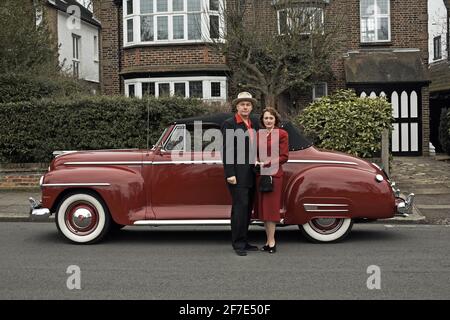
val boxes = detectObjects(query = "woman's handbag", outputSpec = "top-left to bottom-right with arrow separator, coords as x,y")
259,175 -> 273,192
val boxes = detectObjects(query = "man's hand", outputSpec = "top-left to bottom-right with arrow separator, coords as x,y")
227,176 -> 237,185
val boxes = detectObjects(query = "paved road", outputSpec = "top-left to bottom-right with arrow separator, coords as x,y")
0,223 -> 449,300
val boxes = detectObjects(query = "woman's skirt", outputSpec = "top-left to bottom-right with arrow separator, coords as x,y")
254,175 -> 283,222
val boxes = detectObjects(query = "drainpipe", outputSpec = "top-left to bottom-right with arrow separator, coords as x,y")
117,3 -> 123,94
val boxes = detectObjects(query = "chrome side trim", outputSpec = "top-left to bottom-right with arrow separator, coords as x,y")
133,219 -> 265,226
305,209 -> 349,212
304,203 -> 349,207
152,160 -> 222,165
65,161 -> 144,165
42,183 -> 111,187
288,160 -> 358,165
63,159 -> 358,166
304,203 -> 349,212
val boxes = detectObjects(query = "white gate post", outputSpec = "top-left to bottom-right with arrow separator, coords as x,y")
381,128 -> 390,176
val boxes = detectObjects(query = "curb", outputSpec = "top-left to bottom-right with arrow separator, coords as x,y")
0,215 -> 55,223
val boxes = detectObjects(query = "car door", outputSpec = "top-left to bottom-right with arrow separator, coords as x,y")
149,123 -> 231,219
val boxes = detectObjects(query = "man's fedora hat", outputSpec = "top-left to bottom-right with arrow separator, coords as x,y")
232,91 -> 257,107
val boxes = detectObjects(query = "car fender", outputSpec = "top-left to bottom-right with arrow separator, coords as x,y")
284,165 -> 395,225
42,166 -> 146,225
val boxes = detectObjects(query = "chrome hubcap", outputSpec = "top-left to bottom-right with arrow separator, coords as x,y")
309,218 -> 344,235
72,208 -> 93,229
65,202 -> 99,235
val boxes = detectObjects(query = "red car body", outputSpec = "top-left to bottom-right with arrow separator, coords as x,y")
30,113 -> 414,244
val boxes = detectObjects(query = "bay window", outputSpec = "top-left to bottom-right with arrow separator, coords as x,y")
124,76 -> 227,101
123,0 -> 224,46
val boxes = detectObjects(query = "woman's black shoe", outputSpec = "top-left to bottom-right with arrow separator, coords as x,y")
261,245 -> 270,252
268,245 -> 276,253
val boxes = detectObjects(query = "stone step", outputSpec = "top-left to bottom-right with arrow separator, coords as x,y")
414,194 -> 450,205
399,188 -> 450,195
416,204 -> 450,209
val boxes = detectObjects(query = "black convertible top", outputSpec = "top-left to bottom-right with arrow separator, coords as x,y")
173,112 -> 312,151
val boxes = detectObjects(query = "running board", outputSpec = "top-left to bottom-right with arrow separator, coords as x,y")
133,219 -> 267,226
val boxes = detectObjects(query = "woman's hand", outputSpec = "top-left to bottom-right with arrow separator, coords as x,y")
227,176 -> 237,185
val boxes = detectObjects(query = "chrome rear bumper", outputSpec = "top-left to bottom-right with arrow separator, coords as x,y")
29,197 -> 51,220
390,181 -> 414,217
395,193 -> 415,217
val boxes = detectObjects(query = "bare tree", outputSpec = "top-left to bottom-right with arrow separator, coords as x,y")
210,0 -> 345,113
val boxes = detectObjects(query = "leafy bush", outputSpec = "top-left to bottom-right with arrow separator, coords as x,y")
0,73 -> 92,103
0,95 -> 209,163
295,89 -> 393,157
439,108 -> 450,155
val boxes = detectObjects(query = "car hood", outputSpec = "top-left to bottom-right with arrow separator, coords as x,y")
51,149 -> 149,170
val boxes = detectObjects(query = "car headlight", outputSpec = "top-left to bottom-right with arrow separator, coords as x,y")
375,174 -> 384,182
39,176 -> 44,187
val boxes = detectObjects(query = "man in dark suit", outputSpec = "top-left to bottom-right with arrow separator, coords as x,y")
221,92 -> 259,256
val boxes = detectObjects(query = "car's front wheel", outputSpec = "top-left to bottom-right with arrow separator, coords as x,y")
56,192 -> 111,244
299,218 -> 353,243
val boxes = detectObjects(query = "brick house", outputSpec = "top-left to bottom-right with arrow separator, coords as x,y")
37,0 -> 101,87
95,0 -> 430,156
428,0 -> 450,153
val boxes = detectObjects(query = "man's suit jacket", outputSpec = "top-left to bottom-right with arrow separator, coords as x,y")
221,114 -> 260,188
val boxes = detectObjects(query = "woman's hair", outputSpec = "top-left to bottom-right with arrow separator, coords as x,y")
260,107 -> 281,128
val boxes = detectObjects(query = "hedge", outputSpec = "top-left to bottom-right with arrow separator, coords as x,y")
295,89 -> 393,158
439,108 -> 450,155
0,73 -> 92,103
0,95 -> 209,163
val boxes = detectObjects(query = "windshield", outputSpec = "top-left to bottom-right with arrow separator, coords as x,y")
151,127 -> 168,150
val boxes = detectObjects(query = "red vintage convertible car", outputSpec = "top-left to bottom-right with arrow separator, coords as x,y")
29,113 -> 413,244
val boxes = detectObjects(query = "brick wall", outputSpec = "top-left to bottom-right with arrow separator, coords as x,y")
96,0 -> 121,95
122,45 -> 225,71
44,3 -> 58,46
0,164 -> 47,189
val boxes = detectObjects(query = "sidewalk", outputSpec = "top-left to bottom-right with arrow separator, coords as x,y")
0,155 -> 449,223
0,189 -> 43,222
388,154 -> 450,225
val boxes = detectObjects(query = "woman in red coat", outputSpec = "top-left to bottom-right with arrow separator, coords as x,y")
254,107 -> 289,253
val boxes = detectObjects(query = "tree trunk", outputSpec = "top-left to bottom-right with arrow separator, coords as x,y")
264,94 -> 277,109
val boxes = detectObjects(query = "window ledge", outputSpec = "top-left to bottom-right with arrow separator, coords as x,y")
360,41 -> 393,47
123,40 -> 223,49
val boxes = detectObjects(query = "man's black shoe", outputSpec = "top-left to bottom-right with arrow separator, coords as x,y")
245,244 -> 258,251
235,249 -> 247,256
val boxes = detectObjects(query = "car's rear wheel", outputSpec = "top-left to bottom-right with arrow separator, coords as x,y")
56,192 -> 111,244
299,218 -> 353,243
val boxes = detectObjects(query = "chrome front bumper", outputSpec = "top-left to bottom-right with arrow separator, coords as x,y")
390,182 -> 415,217
29,197 -> 51,220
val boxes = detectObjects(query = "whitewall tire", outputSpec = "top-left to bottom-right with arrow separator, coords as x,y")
56,192 -> 111,244
299,218 -> 353,243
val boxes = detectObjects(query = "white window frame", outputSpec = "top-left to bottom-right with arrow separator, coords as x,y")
72,34 -> 81,78
94,35 -> 99,62
124,76 -> 227,101
277,7 -> 324,35
434,36 -> 442,61
123,0 -> 225,47
312,82 -> 327,100
360,0 -> 391,43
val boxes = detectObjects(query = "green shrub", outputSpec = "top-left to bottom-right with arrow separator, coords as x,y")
439,108 -> 450,155
0,73 -> 92,103
0,95 -> 209,163
295,89 -> 393,157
